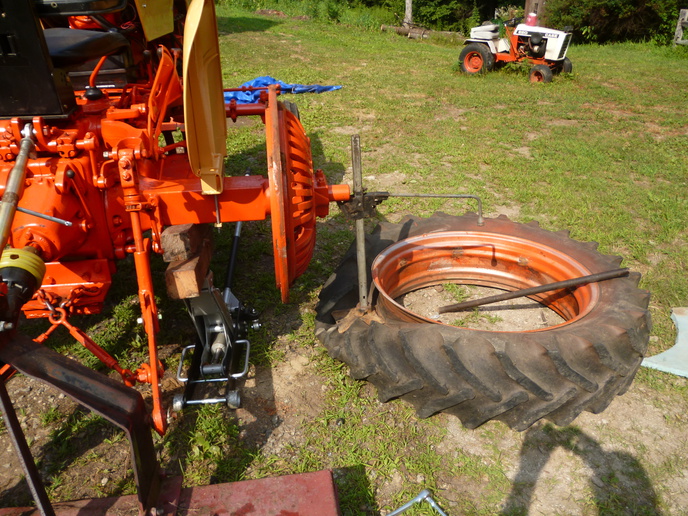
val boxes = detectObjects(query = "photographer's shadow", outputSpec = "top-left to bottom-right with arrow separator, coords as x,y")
501,423 -> 660,515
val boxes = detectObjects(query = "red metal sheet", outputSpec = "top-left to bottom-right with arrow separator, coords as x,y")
177,469 -> 341,516
0,470 -> 341,516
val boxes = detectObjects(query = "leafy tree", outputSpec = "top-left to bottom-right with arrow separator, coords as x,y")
545,0 -> 682,43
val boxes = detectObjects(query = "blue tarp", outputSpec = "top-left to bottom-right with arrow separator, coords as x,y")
224,76 -> 342,104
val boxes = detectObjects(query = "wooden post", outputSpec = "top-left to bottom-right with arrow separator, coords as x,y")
161,224 -> 213,299
674,9 -> 688,47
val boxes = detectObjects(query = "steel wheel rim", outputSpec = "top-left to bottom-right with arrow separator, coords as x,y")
371,231 -> 599,332
465,53 -> 483,72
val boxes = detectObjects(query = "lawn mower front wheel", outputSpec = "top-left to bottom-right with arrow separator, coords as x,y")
554,57 -> 573,75
459,43 -> 494,75
529,64 -> 553,83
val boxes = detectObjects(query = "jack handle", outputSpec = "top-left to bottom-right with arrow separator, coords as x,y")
343,134 -> 484,313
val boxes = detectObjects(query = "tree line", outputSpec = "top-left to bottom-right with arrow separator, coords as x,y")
377,0 -> 686,43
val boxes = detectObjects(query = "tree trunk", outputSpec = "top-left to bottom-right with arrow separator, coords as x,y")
403,0 -> 413,27
380,25 -> 462,40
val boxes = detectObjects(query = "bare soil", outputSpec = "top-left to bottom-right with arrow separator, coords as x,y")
401,284 -> 565,331
1,285 -> 687,515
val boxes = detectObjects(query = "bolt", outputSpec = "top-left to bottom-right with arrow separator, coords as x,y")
118,157 -> 131,170
122,171 -> 132,181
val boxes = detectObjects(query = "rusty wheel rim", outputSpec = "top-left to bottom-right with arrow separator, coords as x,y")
371,231 -> 600,332
464,52 -> 484,73
530,71 -> 545,82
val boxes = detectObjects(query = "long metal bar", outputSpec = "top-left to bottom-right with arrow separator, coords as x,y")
225,223 -> 242,290
224,174 -> 249,310
0,204 -> 73,227
0,125 -> 34,250
351,135 -> 368,311
438,268 -> 630,314
0,333 -> 161,514
0,378 -> 55,516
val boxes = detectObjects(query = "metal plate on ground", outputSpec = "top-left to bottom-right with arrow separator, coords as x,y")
0,470 -> 341,515
643,307 -> 688,377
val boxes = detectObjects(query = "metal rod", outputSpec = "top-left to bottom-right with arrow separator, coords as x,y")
223,173 -> 249,309
0,333 -> 162,513
1,204 -> 73,227
438,268 -> 630,314
388,489 -> 448,516
0,378 -> 55,516
351,135 -> 369,311
390,193 -> 484,226
225,221 -> 242,291
0,125 -> 34,250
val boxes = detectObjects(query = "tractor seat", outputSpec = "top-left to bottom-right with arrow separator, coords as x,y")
469,24 -> 500,39
44,27 -> 129,67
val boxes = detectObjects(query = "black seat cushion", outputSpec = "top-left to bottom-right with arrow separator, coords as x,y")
44,27 -> 129,67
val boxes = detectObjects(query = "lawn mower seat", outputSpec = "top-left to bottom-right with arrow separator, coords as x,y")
44,28 -> 129,68
33,0 -> 127,17
470,23 -> 500,40
44,27 -> 134,91
0,0 -> 131,118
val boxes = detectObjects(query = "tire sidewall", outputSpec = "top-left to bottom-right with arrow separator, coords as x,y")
317,212 -> 647,344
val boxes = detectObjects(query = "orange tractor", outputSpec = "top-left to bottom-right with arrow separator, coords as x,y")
0,1 -> 653,514
0,0 -> 349,512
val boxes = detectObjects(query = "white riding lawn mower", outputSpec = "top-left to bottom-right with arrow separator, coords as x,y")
459,13 -> 573,82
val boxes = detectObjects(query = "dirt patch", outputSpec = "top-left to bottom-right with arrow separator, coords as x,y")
401,284 -> 564,331
1,326 -> 688,514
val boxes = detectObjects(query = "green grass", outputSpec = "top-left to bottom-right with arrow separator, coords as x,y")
8,7 -> 688,515
216,8 -> 688,355
205,9 -> 688,512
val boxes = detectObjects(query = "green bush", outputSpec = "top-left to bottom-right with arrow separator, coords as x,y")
339,6 -> 397,29
545,0 -> 682,44
219,0 -> 395,28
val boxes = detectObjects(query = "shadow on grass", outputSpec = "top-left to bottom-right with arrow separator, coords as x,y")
334,464 -> 379,515
217,16 -> 281,34
501,423 -> 660,515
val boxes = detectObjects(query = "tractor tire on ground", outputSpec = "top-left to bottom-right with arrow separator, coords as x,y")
315,213 -> 651,431
282,100 -> 300,120
529,64 -> 553,83
553,57 -> 573,75
459,43 -> 494,74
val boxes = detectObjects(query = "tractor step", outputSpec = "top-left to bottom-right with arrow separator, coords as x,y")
0,470 -> 341,516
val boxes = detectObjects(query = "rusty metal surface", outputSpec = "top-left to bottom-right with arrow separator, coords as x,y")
176,469 -> 341,516
0,470 -> 340,516
0,334 -> 160,514
371,230 -> 599,329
